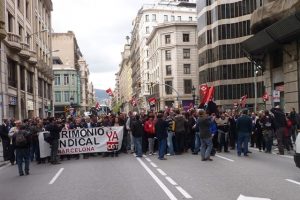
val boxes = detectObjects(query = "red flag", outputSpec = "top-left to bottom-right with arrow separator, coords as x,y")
262,92 -> 269,102
148,97 -> 156,106
199,84 -> 208,97
106,88 -> 114,97
95,102 -> 100,110
240,95 -> 247,108
131,97 -> 137,107
202,86 -> 215,104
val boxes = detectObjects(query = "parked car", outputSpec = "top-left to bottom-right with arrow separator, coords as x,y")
294,132 -> 300,168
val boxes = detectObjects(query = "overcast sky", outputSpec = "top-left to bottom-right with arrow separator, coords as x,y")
52,0 -> 154,90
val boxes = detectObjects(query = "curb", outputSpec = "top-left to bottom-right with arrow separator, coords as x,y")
0,161 -> 10,168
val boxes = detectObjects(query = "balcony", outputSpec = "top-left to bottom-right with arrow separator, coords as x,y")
28,50 -> 38,65
6,33 -> 21,52
18,42 -> 31,60
37,59 -> 49,73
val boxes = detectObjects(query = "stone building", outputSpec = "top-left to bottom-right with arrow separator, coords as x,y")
242,0 -> 300,112
52,31 -> 82,116
130,0 -> 197,111
0,0 -> 53,120
147,22 -> 198,110
118,44 -> 133,113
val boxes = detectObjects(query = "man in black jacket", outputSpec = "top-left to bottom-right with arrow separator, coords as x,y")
271,106 -> 287,155
45,118 -> 61,164
0,119 -> 11,162
155,112 -> 169,160
131,115 -> 144,157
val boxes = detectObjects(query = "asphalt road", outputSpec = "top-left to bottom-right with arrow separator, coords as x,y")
0,149 -> 299,200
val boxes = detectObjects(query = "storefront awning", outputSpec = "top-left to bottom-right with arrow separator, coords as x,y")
242,12 -> 300,57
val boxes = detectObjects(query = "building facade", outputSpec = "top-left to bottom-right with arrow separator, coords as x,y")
130,0 -> 197,111
0,0 -> 53,121
242,0 -> 300,112
79,57 -> 90,112
197,0 -> 265,110
118,44 -> 133,113
52,31 -> 82,116
147,22 -> 198,110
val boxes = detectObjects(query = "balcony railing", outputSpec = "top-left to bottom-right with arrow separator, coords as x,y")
7,33 -> 21,43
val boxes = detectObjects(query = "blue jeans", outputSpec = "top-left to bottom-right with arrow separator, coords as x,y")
16,148 -> 30,175
158,138 -> 167,159
194,132 -> 201,153
133,137 -> 142,157
30,142 -> 40,162
167,132 -> 174,155
237,132 -> 250,155
200,137 -> 213,159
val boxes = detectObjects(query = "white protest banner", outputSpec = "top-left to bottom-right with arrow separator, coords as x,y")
38,131 -> 51,158
58,126 -> 124,155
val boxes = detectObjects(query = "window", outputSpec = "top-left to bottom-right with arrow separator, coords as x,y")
177,16 -> 181,21
27,71 -> 33,93
38,78 -> 43,97
54,75 -> 60,85
26,0 -> 30,19
166,65 -> 172,75
71,74 -> 75,85
8,12 -> 14,32
64,74 -> 69,85
171,15 -> 175,21
152,14 -> 156,21
164,15 -> 168,21
184,64 -> 191,74
145,15 -> 149,22
183,49 -> 190,59
183,33 -> 190,42
64,91 -> 70,102
7,58 -> 17,87
165,50 -> 171,60
18,24 -> 23,40
165,35 -> 171,44
146,26 -> 149,34
55,91 -> 61,102
184,80 -> 192,94
165,81 -> 173,95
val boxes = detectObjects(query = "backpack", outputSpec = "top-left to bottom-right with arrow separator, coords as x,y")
15,130 -> 27,147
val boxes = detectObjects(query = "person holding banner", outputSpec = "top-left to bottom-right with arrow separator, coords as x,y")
45,118 -> 62,165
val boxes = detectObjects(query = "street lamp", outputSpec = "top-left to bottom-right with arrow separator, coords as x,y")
192,85 -> 196,106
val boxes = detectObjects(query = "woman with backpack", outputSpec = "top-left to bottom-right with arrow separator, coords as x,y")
12,123 -> 31,176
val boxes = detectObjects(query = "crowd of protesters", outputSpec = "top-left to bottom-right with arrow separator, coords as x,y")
0,104 -> 299,176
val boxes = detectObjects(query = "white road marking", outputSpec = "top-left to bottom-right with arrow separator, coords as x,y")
150,162 -> 158,168
145,158 -> 152,162
216,155 -> 234,162
136,157 -> 178,200
157,168 -> 167,176
285,179 -> 300,186
49,168 -> 64,185
176,186 -> 192,199
143,155 -> 147,158
249,147 -> 293,159
166,176 -> 178,186
237,194 -> 271,200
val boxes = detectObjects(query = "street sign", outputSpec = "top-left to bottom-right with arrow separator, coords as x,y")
273,90 -> 280,103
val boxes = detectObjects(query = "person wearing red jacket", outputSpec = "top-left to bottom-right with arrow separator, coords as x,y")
144,114 -> 156,155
